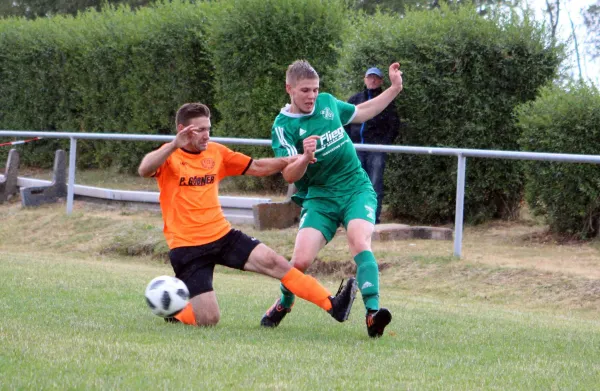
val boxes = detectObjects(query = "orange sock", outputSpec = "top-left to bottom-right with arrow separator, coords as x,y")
281,268 -> 332,311
174,303 -> 196,326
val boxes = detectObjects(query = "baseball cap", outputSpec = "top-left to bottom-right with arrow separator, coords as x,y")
365,67 -> 383,78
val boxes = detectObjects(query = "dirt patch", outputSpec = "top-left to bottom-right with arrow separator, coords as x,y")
306,258 -> 392,278
517,230 -> 592,245
387,259 -> 600,312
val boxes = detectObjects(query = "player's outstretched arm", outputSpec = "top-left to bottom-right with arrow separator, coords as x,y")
138,143 -> 177,177
351,62 -> 403,124
245,156 -> 298,177
138,125 -> 195,177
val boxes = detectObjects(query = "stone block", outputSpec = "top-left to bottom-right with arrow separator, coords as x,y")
411,226 -> 453,241
253,199 -> 301,230
372,223 -> 452,241
0,149 -> 19,203
21,150 -> 68,207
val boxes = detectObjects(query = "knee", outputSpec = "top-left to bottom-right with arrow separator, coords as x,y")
195,309 -> 220,327
348,236 -> 370,255
290,255 -> 312,272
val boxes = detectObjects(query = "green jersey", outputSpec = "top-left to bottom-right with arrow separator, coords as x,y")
271,93 -> 372,203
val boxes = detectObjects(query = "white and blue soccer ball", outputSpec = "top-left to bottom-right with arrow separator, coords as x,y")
144,275 -> 190,318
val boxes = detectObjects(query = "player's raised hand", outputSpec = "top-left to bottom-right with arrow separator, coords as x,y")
173,125 -> 196,149
388,62 -> 403,91
302,135 -> 319,163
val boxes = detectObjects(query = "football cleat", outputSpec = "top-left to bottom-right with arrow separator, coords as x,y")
260,298 -> 292,328
327,277 -> 358,322
366,308 -> 392,338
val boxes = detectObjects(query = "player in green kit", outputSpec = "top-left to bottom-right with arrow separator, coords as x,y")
261,60 -> 403,337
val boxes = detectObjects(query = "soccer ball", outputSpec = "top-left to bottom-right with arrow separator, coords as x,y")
144,275 -> 190,318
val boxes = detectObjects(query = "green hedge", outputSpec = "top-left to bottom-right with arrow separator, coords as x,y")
207,0 -> 349,190
0,17 -> 74,164
516,83 -> 600,237
339,7 -> 562,223
209,0 -> 348,143
0,1 -> 213,172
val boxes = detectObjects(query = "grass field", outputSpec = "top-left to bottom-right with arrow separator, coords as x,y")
1,250 -> 599,390
0,181 -> 599,389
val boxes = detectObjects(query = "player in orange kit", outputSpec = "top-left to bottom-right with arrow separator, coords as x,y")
138,102 -> 357,327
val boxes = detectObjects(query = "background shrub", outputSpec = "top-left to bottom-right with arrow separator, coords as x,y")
207,0 -> 349,190
516,83 -> 600,237
0,0 -> 213,172
209,0 -> 348,142
338,7 -> 563,223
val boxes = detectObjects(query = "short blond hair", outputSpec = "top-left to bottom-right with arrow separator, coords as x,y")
286,60 -> 319,86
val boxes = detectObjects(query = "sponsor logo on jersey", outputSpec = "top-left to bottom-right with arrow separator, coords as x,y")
299,128 -> 307,136
179,174 -> 215,186
320,107 -> 334,120
315,126 -> 345,153
201,158 -> 215,169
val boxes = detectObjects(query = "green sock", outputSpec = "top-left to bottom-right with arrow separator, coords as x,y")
354,250 -> 380,312
279,284 -> 295,309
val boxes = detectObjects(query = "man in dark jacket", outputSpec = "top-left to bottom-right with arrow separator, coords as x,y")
345,67 -> 401,224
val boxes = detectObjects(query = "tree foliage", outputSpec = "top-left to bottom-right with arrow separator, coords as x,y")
583,2 -> 600,59
350,0 -> 522,16
0,0 -> 153,19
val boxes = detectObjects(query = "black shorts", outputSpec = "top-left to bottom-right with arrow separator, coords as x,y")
168,229 -> 261,298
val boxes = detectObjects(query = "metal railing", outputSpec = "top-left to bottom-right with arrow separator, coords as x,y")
3,130 -> 600,258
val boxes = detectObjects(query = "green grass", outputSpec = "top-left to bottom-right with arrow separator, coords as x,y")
0,250 -> 599,390
0,199 -> 599,389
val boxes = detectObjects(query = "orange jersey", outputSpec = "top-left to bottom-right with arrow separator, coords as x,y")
154,142 -> 252,249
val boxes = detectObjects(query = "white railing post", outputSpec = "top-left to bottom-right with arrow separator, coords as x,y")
453,154 -> 466,257
66,137 -> 77,214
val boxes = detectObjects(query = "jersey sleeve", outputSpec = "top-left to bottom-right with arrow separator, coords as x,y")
153,143 -> 173,178
271,124 -> 298,158
218,144 -> 252,178
335,97 -> 357,126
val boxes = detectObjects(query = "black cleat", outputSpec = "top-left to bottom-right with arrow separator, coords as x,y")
366,308 -> 392,338
327,277 -> 358,322
260,298 -> 292,328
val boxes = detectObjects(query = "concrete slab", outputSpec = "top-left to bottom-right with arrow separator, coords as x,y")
253,199 -> 301,230
372,223 -> 453,241
20,150 -> 67,207
0,149 -> 19,203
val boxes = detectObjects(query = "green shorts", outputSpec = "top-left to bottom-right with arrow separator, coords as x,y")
298,188 -> 377,242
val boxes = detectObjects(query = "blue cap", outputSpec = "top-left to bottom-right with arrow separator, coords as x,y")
365,67 -> 383,78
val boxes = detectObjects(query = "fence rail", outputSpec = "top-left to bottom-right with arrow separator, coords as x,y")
3,130 -> 600,257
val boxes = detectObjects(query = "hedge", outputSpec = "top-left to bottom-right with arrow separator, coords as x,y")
516,83 -> 600,237
0,0 -> 213,172
339,6 -> 563,223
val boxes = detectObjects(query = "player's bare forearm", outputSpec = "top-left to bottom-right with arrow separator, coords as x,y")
138,142 -> 177,177
282,155 -> 311,183
352,84 -> 402,124
245,156 -> 298,177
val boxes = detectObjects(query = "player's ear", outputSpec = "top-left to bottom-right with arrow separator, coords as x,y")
176,123 -> 184,133
285,83 -> 292,94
